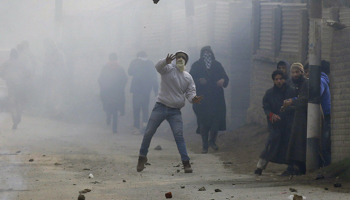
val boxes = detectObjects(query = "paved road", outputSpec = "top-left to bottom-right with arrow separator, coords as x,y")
0,114 -> 348,200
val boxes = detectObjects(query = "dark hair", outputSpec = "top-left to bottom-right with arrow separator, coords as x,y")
304,63 -> 309,70
109,52 -> 118,61
277,61 -> 286,68
272,69 -> 285,80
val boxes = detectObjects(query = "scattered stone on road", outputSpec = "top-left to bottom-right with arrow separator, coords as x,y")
165,192 -> 172,198
289,187 -> 297,192
214,189 -> 222,192
29,159 -> 34,162
292,194 -> 303,200
180,185 -> 185,189
198,187 -> 206,191
154,145 -> 162,150
78,194 -> 85,200
54,162 -> 62,165
79,189 -> 91,194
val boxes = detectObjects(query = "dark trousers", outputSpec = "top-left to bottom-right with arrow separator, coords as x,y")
321,114 -> 331,166
107,113 -> 118,133
132,93 -> 150,129
200,125 -> 218,150
197,113 -> 220,150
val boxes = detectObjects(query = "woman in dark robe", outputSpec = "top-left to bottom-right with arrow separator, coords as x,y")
190,46 -> 229,153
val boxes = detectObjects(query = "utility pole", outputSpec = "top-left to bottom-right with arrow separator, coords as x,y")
307,0 -> 322,172
55,0 -> 63,42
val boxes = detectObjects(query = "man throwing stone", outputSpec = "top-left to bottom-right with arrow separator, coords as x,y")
137,51 -> 203,173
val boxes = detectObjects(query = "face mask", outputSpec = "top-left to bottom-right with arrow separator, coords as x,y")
176,58 -> 186,72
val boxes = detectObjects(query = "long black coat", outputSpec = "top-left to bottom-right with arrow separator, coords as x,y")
286,77 -> 309,163
190,48 -> 229,133
98,61 -> 128,115
260,84 -> 297,164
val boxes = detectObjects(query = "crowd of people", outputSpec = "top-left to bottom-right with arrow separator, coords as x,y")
254,61 -> 331,176
0,41 -> 331,174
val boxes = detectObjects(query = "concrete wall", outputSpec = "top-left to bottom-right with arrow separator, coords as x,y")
247,60 -> 276,126
329,28 -> 350,162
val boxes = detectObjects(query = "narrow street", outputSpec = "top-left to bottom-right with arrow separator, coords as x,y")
0,114 -> 348,200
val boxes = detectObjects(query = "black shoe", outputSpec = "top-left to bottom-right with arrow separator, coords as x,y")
182,160 -> 193,173
254,168 -> 262,175
201,149 -> 208,154
137,156 -> 148,172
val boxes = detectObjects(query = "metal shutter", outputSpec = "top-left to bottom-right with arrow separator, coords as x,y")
259,3 -> 280,51
280,3 -> 307,53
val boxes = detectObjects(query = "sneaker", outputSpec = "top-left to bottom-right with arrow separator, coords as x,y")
254,168 -> 262,175
182,160 -> 193,173
137,156 -> 148,172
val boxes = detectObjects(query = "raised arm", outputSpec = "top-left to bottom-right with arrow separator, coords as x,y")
155,54 -> 176,74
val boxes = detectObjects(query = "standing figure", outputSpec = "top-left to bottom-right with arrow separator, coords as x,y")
254,70 -> 296,175
189,46 -> 229,154
128,51 -> 158,133
283,63 -> 308,175
277,61 -> 293,86
0,49 -> 30,130
137,51 -> 203,173
98,53 -> 128,133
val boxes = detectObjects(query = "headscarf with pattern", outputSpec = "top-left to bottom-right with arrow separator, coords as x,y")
203,51 -> 213,69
